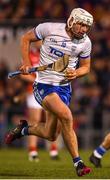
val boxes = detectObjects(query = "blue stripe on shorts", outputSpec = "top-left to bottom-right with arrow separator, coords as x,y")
33,82 -> 72,107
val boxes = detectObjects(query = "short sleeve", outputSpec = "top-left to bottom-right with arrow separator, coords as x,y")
79,39 -> 92,59
34,23 -> 50,40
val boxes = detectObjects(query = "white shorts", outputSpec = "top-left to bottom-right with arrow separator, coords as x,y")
26,93 -> 42,109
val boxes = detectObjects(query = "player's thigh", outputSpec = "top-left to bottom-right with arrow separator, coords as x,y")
42,93 -> 72,120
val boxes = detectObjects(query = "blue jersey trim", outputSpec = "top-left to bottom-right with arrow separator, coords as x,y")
34,28 -> 42,40
79,55 -> 90,59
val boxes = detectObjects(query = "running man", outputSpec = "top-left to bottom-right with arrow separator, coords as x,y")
5,8 -> 93,176
89,133 -> 110,167
22,45 -> 59,161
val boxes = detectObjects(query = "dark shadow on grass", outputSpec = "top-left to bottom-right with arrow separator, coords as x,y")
0,172 -> 33,177
103,166 -> 110,168
91,166 -> 110,169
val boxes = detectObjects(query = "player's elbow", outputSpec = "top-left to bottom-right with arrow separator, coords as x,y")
21,34 -> 28,44
85,66 -> 90,74
87,69 -> 90,74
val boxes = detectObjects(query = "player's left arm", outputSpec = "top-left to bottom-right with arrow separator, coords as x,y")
76,57 -> 91,77
65,57 -> 91,80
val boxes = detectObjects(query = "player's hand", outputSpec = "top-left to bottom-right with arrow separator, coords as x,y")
19,64 -> 32,74
64,68 -> 77,80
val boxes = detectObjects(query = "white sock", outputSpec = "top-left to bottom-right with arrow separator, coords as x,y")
94,150 -> 102,159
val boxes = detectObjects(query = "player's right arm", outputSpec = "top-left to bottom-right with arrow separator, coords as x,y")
20,23 -> 51,74
20,74 -> 36,83
20,29 -> 40,74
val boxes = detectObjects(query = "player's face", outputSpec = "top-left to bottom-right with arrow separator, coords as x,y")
71,22 -> 90,39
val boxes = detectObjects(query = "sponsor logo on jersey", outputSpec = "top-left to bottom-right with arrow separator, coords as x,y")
49,46 -> 64,57
50,38 -> 57,43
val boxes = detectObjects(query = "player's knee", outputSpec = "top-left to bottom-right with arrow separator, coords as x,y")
48,137 -> 57,142
44,130 -> 57,141
47,135 -> 57,141
58,114 -> 66,121
58,109 -> 72,120
59,112 -> 72,124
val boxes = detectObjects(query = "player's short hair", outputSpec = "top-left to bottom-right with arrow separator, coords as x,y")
67,8 -> 93,29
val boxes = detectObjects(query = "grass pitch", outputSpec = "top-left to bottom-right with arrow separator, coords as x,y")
0,148 -> 110,179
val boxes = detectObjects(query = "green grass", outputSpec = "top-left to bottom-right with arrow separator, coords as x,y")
0,148 -> 110,179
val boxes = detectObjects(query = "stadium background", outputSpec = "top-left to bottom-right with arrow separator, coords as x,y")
0,0 -> 110,150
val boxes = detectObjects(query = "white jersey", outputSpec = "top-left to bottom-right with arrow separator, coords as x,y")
34,22 -> 92,85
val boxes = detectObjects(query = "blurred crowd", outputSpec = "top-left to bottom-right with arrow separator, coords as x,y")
0,0 -> 110,23
0,0 -> 110,149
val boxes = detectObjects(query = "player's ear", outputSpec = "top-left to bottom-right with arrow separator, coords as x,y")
69,17 -> 74,27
